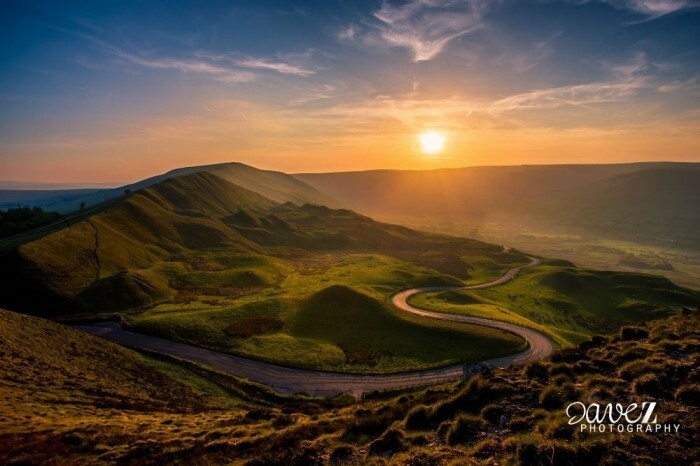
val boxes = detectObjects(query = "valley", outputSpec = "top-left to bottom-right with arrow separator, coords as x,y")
296,163 -> 700,288
1,162 -> 698,465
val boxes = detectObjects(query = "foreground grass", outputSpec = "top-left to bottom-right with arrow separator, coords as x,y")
3,305 -> 699,465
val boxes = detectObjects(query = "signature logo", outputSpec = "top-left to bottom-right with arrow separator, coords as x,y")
565,401 -> 679,433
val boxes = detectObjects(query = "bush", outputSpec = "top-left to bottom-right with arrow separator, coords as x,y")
578,335 -> 607,351
329,445 -> 358,464
549,363 -> 575,377
437,421 -> 452,441
523,361 -> 549,382
675,384 -> 700,407
446,414 -> 485,446
615,346 -> 652,363
271,414 -> 294,428
539,384 -> 578,410
620,326 -> 649,341
480,404 -> 505,424
343,410 -> 393,439
618,360 -> 661,381
368,429 -> 406,456
551,374 -> 572,386
510,438 -> 600,466
428,375 -> 489,425
551,348 -> 583,363
632,374 -> 665,398
405,406 -> 430,431
536,416 -> 575,441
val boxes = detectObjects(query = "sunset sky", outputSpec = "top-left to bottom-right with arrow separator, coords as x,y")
1,0 -> 699,184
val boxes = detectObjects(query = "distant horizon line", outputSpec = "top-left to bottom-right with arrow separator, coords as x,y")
2,159 -> 698,191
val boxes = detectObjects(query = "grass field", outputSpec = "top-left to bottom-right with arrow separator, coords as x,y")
409,265 -> 700,346
130,253 -> 527,373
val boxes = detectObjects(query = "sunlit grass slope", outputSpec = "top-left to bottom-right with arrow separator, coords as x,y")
410,264 -> 700,346
0,306 -> 346,465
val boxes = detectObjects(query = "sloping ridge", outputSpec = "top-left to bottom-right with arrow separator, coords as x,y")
0,172 -> 278,315
0,307 -> 208,413
142,171 -> 275,216
120,162 -> 334,206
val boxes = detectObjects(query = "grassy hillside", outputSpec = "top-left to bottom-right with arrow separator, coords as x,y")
2,165 -> 696,374
0,171 -> 532,373
4,307 -> 698,465
0,307 -> 352,465
410,265 -> 700,346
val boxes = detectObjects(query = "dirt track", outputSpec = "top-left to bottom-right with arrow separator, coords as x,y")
76,257 -> 553,398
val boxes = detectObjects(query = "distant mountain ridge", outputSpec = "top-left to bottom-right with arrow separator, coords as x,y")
295,162 -> 700,249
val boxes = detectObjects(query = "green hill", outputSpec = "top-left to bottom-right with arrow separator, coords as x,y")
539,168 -> 700,248
0,162 -> 334,216
0,172 -> 273,314
290,285 -> 525,371
0,306 -> 325,465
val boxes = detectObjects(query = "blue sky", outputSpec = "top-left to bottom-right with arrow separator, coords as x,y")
1,0 -> 699,183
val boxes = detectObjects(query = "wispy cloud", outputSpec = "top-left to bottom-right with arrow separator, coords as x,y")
230,57 -> 315,76
373,0 -> 491,61
488,53 -> 651,113
51,26 -> 258,84
338,25 -> 358,41
118,52 -> 256,83
53,24 -> 314,82
599,0 -> 698,17
488,80 -> 647,113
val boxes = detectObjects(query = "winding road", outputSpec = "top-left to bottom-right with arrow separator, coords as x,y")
76,256 -> 553,398
391,256 -> 553,368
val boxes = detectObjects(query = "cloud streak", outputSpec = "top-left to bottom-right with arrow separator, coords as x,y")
118,53 -> 257,83
488,80 -> 647,113
599,0 -> 699,17
231,57 -> 315,76
373,0 -> 491,61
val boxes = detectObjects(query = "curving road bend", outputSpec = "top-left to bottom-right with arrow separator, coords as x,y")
391,256 -> 553,368
75,256 -> 553,398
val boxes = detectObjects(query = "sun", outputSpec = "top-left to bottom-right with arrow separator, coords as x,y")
419,131 -> 445,154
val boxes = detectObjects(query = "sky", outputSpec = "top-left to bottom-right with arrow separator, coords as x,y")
1,0 -> 699,184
